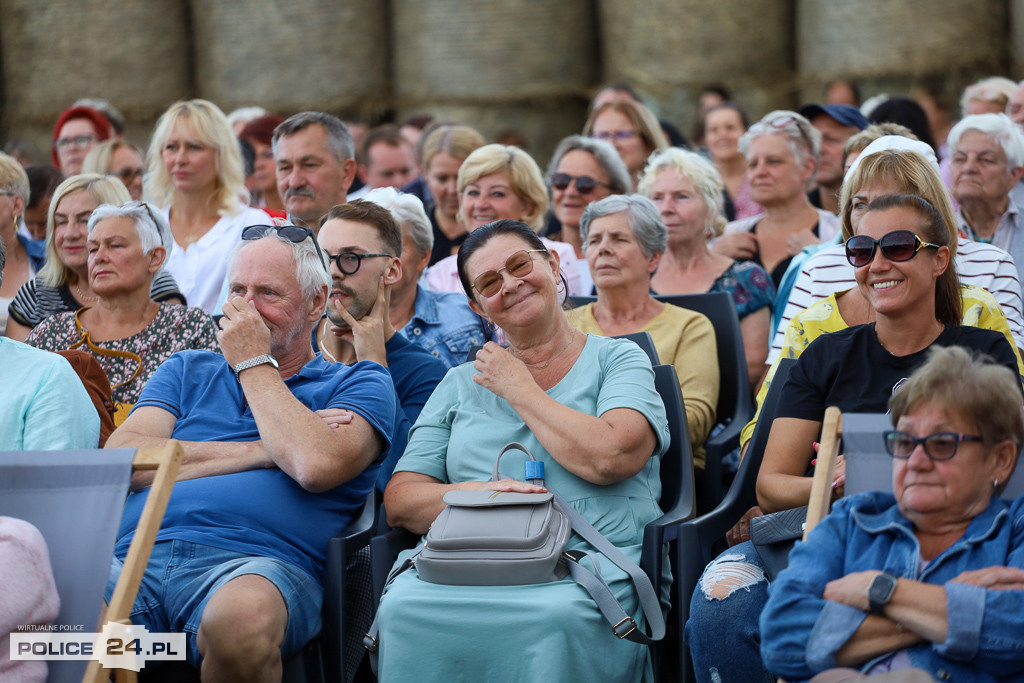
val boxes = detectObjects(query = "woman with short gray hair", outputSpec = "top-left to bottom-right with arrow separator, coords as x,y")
638,148 -> 775,387
567,194 -> 720,468
26,201 -> 219,421
715,110 -> 840,290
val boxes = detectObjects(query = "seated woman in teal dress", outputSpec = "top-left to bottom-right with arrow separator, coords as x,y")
377,219 -> 670,682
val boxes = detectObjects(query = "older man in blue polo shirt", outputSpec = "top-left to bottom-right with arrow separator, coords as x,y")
106,228 -> 395,682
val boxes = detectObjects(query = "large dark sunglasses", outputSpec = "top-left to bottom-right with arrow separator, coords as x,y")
327,252 -> 392,275
241,224 -> 328,271
551,173 -> 608,195
844,230 -> 942,268
883,430 -> 983,461
473,249 -> 547,297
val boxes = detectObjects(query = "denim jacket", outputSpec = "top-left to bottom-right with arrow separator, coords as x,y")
761,491 -> 1024,682
399,286 -> 489,369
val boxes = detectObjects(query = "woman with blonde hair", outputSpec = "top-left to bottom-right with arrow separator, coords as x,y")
82,139 -> 146,201
145,99 -> 267,313
7,175 -> 182,341
0,155 -> 44,336
418,124 -> 487,264
423,144 -> 583,295
584,99 -> 669,185
638,148 -> 774,386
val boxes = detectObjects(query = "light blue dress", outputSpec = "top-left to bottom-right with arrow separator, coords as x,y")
376,335 -> 670,682
0,337 -> 99,450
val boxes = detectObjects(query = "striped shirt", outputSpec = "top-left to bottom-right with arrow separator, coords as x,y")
767,238 -> 1024,363
8,271 -> 184,330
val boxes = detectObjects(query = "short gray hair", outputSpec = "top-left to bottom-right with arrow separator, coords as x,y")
579,194 -> 667,258
272,112 -> 354,164
230,229 -> 330,301
740,110 -> 821,171
363,186 -> 433,256
545,135 -> 633,195
948,113 -> 1024,170
637,147 -> 727,236
88,201 -> 173,263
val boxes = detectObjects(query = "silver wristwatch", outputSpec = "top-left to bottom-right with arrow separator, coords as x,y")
232,354 -> 279,378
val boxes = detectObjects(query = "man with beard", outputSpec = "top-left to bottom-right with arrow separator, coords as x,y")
314,200 -> 446,488
273,112 -> 357,233
105,228 -> 395,681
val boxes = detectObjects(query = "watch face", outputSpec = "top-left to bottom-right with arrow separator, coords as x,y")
869,573 -> 897,612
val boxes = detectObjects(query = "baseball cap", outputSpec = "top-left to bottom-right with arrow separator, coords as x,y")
798,103 -> 870,131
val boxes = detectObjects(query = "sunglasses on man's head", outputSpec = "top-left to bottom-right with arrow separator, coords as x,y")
472,249 -> 547,298
551,173 -> 608,195
844,230 -> 942,268
241,224 -> 328,271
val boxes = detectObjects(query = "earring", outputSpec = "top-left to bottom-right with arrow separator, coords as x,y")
994,479 -> 1000,489
486,320 -> 497,332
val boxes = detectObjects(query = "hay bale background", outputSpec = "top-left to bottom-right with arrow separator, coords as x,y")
191,0 -> 389,117
1,0 -> 189,144
798,0 -> 1008,83
598,0 -> 795,135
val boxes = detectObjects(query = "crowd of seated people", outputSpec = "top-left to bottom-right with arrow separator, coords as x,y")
2,72 -> 1024,683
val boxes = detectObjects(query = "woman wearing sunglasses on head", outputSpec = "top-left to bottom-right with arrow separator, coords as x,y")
686,192 -> 1020,683
377,219 -> 669,682
25,202 -> 219,425
714,110 -> 840,291
544,135 -> 632,294
422,144 -> 584,296
639,147 -> 776,388
762,346 -> 1024,682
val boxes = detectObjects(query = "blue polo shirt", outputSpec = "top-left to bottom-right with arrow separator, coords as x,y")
114,350 -> 396,580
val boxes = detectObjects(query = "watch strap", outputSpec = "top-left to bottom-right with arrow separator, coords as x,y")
233,354 -> 278,378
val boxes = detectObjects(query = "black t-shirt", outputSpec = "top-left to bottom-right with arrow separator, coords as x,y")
778,324 -> 1021,422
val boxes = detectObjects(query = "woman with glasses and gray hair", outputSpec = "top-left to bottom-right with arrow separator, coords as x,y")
638,148 -> 775,387
25,201 -> 219,424
762,345 -> 1024,682
714,110 -> 840,291
566,193 -> 719,469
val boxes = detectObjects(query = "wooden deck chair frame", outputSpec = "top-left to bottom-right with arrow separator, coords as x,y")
84,440 -> 182,683
775,408 -> 841,683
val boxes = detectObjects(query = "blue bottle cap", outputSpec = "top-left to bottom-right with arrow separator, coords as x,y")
524,460 -> 545,481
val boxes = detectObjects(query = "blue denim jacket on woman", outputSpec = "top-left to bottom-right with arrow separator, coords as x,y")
760,491 -> 1024,682
399,286 -> 490,369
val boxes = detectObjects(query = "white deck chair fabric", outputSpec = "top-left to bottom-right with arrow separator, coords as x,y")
0,448 -> 135,683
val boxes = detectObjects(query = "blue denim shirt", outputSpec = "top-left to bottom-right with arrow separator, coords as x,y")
399,286 -> 489,369
761,491 -> 1024,682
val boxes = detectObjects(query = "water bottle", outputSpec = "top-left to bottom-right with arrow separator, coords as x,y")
525,460 -> 545,486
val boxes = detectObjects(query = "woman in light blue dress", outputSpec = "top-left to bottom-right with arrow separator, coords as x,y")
376,219 -> 670,681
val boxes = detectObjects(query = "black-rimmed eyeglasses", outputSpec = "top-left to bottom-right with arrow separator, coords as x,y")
883,430 -> 983,461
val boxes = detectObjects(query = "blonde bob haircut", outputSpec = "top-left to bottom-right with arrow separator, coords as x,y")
419,124 -> 486,172
637,147 -> 727,237
82,139 -> 144,176
838,148 -> 958,262
456,144 -> 548,230
145,99 -> 248,215
889,344 -> 1023,494
0,153 -> 29,204
582,100 -> 669,160
39,174 -> 130,287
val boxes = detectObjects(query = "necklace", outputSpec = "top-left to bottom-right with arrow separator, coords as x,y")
319,321 -> 338,363
515,331 -> 577,370
73,282 -> 98,303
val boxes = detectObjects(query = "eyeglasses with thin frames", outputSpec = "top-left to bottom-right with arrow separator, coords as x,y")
883,430 -> 984,461
472,249 -> 548,297
54,135 -> 97,150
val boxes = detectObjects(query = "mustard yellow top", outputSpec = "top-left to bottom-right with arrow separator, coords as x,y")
567,302 -> 719,468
